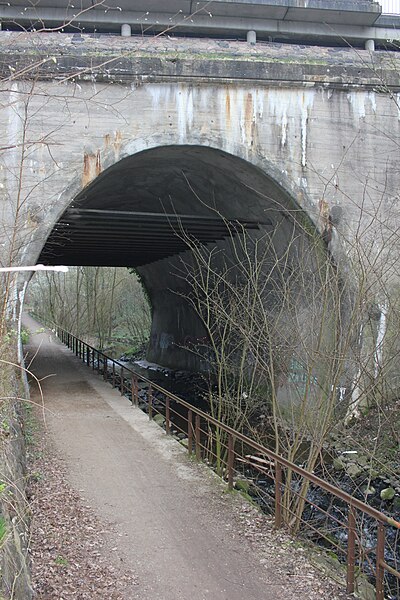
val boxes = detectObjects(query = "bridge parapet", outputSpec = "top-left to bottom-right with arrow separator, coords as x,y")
1,32 -> 400,91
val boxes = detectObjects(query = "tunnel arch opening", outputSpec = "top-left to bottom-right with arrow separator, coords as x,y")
37,144 -> 342,414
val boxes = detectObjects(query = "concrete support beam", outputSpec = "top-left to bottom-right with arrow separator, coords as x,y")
247,30 -> 257,45
121,23 -> 131,37
365,38 -> 375,51
0,5 -> 398,47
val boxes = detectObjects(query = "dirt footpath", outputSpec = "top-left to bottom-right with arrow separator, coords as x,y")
24,314 -> 347,600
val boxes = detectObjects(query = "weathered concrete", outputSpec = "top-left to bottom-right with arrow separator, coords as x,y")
1,32 -> 400,398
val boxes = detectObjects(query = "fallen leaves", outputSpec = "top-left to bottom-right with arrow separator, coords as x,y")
28,429 -> 138,599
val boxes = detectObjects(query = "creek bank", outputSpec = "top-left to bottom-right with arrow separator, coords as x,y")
121,360 -> 400,509
116,357 -> 400,599
118,358 -> 400,508
119,358 -> 209,405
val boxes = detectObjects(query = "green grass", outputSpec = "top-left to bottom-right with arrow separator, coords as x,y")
0,516 -> 7,546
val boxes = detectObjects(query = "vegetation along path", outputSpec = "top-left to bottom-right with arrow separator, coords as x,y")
24,315 -> 347,600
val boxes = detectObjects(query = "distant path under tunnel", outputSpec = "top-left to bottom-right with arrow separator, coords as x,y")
23,314 -> 346,600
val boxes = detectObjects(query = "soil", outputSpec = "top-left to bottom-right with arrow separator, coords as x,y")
337,399 -> 400,479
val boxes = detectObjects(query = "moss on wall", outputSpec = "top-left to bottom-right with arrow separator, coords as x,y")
0,349 -> 32,600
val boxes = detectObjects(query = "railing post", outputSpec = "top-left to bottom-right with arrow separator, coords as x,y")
275,461 -> 282,529
112,363 -> 116,387
376,522 -> 385,600
347,505 -> 356,594
227,433 -> 234,490
165,398 -> 170,434
188,409 -> 193,454
120,367 -> 124,396
103,356 -> 107,381
148,385 -> 153,420
195,414 -> 201,460
131,376 -> 136,405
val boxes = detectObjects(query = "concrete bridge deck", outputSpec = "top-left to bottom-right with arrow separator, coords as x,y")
24,314 -> 346,600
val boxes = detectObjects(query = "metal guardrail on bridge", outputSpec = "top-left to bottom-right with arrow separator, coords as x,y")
54,325 -> 400,600
380,0 -> 400,15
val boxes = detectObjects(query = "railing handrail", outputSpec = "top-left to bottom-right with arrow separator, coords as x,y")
54,325 -> 400,531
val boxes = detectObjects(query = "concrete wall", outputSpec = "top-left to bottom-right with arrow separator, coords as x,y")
0,365 -> 33,600
1,33 -> 400,378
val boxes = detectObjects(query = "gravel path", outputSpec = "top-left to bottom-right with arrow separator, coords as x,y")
24,315 -> 349,600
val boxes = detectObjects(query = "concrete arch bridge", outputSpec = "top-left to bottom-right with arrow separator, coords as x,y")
1,29 -> 400,416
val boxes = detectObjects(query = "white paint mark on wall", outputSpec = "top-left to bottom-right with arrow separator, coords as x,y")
369,92 -> 377,115
147,84 -> 172,114
299,91 -> 315,168
177,87 -> 194,141
217,87 -> 264,150
267,89 -> 315,166
148,84 -> 196,142
347,91 -> 377,120
281,112 -> 288,147
146,84 -> 319,166
374,301 -> 388,378
267,89 -> 292,148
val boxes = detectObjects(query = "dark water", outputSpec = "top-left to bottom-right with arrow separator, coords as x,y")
116,358 -> 400,598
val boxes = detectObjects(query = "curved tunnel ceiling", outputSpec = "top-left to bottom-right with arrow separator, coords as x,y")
40,145 -> 303,268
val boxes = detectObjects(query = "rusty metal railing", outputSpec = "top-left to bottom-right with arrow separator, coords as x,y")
54,325 -> 400,599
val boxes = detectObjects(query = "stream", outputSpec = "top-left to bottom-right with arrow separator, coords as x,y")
117,357 -> 400,598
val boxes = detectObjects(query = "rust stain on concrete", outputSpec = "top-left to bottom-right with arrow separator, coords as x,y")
225,91 -> 231,129
245,92 -> 254,143
319,198 -> 333,243
82,153 -> 91,187
82,150 -> 102,187
95,150 -> 101,176
114,131 -> 123,158
319,198 -> 330,224
104,131 -> 123,158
